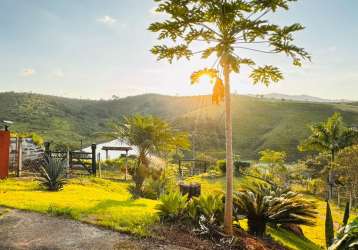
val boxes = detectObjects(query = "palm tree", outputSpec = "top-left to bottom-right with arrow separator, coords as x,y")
149,0 -> 310,235
108,114 -> 189,194
299,113 -> 358,200
234,183 -> 316,237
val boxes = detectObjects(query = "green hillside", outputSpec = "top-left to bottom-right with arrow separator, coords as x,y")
1,92 -> 357,160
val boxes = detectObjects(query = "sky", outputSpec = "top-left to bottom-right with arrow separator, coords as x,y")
0,0 -> 357,100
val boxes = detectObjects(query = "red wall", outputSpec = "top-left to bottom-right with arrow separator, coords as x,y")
0,131 -> 10,179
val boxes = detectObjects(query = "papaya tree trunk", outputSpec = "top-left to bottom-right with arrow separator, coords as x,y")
223,62 -> 233,236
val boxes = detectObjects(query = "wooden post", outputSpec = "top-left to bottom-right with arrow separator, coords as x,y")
105,149 -> 109,160
66,149 -> 70,178
125,149 -> 128,181
337,187 -> 340,207
178,160 -> 182,178
44,141 -> 50,156
16,137 -> 23,177
97,153 -> 102,178
91,144 -> 96,176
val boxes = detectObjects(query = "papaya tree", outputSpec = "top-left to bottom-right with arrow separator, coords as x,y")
149,0 -> 310,235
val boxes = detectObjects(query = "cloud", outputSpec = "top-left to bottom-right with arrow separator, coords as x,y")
22,68 -> 36,76
97,15 -> 117,25
52,69 -> 64,78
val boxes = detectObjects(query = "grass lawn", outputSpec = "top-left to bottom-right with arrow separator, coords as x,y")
186,175 -> 352,250
0,177 -> 159,235
0,174 -> 351,249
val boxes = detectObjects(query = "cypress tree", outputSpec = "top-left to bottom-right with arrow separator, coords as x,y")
325,202 -> 334,248
343,201 -> 350,226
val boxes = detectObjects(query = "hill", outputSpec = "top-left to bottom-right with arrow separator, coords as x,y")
261,93 -> 354,103
1,92 -> 358,161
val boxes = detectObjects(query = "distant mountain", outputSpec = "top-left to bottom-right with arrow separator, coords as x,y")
1,91 -> 358,161
260,93 -> 353,103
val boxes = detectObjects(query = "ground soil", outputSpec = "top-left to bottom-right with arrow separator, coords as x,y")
0,208 -> 189,250
0,207 -> 287,250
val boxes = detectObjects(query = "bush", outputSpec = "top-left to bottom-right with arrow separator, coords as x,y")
156,192 -> 188,222
187,193 -> 224,223
38,156 -> 67,191
130,165 -> 178,200
216,160 -> 226,173
234,182 -> 317,237
185,193 -> 225,240
216,159 -> 250,176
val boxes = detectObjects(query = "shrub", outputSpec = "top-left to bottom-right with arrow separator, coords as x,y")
234,183 -> 317,237
187,193 -> 224,223
186,193 -> 225,240
156,192 -> 188,222
142,177 -> 165,200
216,159 -> 250,176
329,217 -> 358,250
234,161 -> 250,176
131,165 -> 178,200
325,202 -> 334,248
216,160 -> 226,173
38,156 -> 67,191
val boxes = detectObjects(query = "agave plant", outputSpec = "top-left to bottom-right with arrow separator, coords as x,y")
329,217 -> 358,250
234,183 -> 317,237
38,156 -> 67,191
156,191 -> 188,222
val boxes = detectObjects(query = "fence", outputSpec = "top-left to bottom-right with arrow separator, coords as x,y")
9,137 -> 43,177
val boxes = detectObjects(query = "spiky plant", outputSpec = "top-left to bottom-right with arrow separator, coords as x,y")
326,202 -> 335,248
329,217 -> 358,250
343,201 -> 350,226
38,156 -> 67,191
234,183 -> 317,237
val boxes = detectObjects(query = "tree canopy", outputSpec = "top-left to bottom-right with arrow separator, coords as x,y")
149,0 -> 311,97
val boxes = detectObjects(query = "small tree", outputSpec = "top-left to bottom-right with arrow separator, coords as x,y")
259,149 -> 288,186
343,201 -> 350,226
149,0 -> 310,235
337,145 -> 358,209
108,115 -> 190,194
325,202 -> 334,248
299,113 -> 358,200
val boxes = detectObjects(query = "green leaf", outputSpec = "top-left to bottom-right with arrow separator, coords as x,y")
250,65 -> 283,86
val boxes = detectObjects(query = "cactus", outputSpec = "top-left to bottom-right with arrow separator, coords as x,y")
342,201 -> 350,226
325,202 -> 334,248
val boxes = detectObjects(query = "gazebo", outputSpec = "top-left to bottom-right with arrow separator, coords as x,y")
102,146 -> 132,160
101,146 -> 133,180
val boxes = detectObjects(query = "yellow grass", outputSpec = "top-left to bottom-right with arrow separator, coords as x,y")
0,177 -> 159,235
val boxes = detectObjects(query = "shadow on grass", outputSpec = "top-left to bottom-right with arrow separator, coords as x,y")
88,199 -> 148,213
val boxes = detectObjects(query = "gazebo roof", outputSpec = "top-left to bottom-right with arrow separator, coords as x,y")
101,146 -> 133,151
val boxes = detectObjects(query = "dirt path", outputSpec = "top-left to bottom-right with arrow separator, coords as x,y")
0,208 -> 190,250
